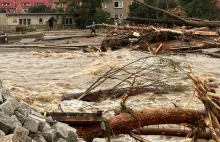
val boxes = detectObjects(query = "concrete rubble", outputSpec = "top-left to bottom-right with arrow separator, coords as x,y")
0,86 -> 79,142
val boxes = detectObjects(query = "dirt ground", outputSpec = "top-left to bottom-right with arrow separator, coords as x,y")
0,29 -> 220,142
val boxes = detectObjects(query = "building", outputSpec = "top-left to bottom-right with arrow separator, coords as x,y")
0,13 -> 74,31
0,0 -> 67,13
103,0 -> 143,19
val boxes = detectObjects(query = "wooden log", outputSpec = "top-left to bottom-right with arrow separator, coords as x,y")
203,51 -> 220,58
97,24 -> 184,35
137,127 -> 212,139
126,17 -> 184,25
75,108 -> 205,141
170,42 -> 220,51
133,0 -> 220,28
62,87 -> 155,102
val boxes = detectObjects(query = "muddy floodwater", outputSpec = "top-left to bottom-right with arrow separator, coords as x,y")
0,48 -> 220,142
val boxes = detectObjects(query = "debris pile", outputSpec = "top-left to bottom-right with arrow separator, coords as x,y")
0,83 -> 79,142
99,24 -> 220,55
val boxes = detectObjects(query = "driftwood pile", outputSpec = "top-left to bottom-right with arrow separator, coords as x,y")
60,55 -> 220,141
74,67 -> 220,142
99,24 -> 220,56
95,0 -> 220,57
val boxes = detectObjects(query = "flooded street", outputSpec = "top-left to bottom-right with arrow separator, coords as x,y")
0,46 -> 220,142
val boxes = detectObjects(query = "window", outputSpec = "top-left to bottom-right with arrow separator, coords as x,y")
2,2 -> 11,6
19,19 -> 31,25
23,9 -> 28,13
114,1 -> 123,8
64,18 -> 73,25
27,19 -> 31,25
23,2 -> 31,6
23,19 -> 26,25
19,19 -> 22,25
39,18 -> 43,23
114,14 -> 119,18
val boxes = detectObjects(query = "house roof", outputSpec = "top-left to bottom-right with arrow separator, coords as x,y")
6,13 -> 66,16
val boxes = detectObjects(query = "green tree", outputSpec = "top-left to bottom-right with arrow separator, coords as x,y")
179,0 -> 220,20
66,0 -> 110,28
0,9 -> 6,13
56,7 -> 64,13
28,4 -> 51,13
129,0 -> 178,19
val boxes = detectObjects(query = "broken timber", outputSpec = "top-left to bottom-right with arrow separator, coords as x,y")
45,111 -> 103,125
62,86 -> 155,102
73,108 -> 216,141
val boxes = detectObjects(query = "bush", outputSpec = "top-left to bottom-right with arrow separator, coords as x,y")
16,25 -> 37,32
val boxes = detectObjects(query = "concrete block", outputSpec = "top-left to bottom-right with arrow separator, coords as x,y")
76,138 -> 86,142
57,138 -> 67,142
39,122 -> 50,132
0,134 -> 19,142
14,111 -> 26,124
0,112 -> 15,134
7,98 -> 19,109
46,116 -> 56,125
53,122 -> 77,142
2,88 -> 12,100
10,115 -> 22,130
13,126 -> 29,142
17,107 -> 31,118
42,128 -> 56,142
23,116 -> 40,132
0,129 -> 5,136
33,133 -> 47,142
0,89 -> 3,104
41,122 -> 51,132
31,110 -> 44,118
18,101 -> 31,111
0,100 -> 15,116
26,136 -> 33,142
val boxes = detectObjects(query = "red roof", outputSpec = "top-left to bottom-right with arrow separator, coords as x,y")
0,0 -> 68,13
15,3 -> 23,13
0,0 -> 51,12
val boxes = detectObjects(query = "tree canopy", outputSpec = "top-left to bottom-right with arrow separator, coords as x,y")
179,0 -> 220,20
28,4 -> 50,13
129,0 -> 178,19
129,0 -> 220,20
66,0 -> 110,28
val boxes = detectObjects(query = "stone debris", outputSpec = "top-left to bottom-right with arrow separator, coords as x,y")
57,138 -> 68,142
13,126 -> 29,142
0,129 -> 5,136
0,134 -> 19,142
23,117 -> 40,132
0,86 -> 79,142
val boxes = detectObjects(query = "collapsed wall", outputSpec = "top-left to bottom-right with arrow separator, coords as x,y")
0,85 -> 79,142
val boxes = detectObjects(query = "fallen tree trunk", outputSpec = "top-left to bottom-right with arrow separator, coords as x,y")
75,108 -> 205,141
62,87 -> 155,102
137,127 -> 212,139
170,42 -> 220,51
98,24 -> 184,35
203,51 -> 220,58
126,17 -> 185,25
134,0 -> 220,28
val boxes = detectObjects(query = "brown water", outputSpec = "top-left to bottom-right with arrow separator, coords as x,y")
0,49 -> 220,142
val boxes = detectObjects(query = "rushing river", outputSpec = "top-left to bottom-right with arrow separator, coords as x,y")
0,48 -> 219,142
